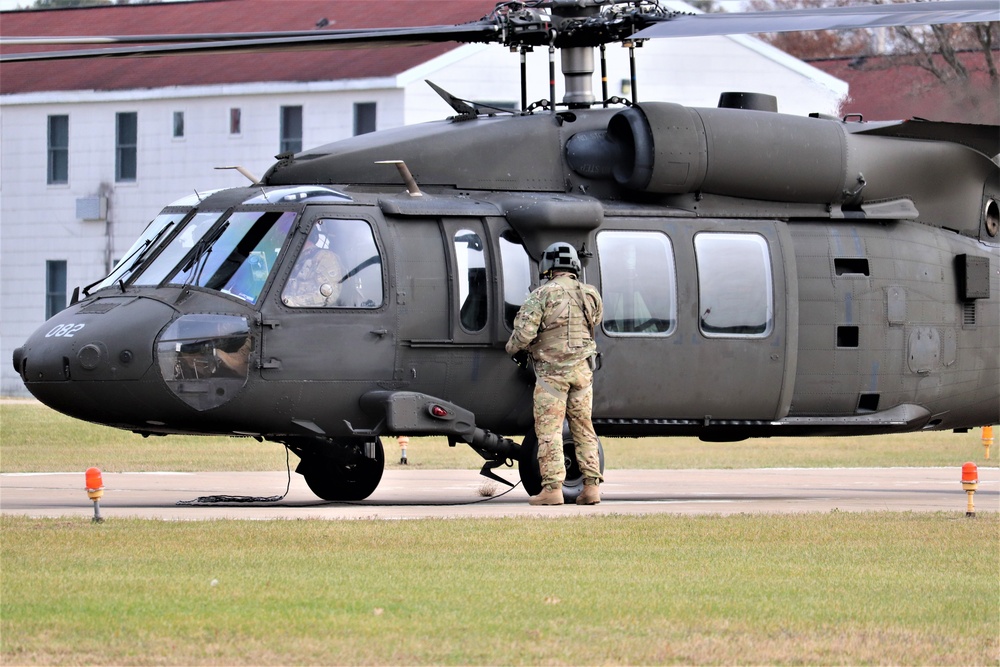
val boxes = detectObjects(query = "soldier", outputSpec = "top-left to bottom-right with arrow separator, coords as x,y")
282,229 -> 344,307
506,241 -> 604,505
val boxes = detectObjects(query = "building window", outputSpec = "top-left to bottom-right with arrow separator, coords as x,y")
694,232 -> 773,337
229,108 -> 241,135
280,105 -> 302,154
46,260 -> 67,319
598,230 -> 676,335
172,111 -> 184,138
353,102 -> 376,136
47,115 -> 69,184
116,111 -> 138,182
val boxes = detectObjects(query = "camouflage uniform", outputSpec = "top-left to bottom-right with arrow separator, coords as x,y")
506,272 -> 604,490
282,245 -> 344,307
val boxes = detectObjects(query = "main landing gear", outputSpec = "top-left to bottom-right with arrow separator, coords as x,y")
284,436 -> 385,501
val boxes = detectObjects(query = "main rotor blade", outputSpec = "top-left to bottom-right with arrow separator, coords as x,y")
0,22 -> 500,62
635,0 -> 999,40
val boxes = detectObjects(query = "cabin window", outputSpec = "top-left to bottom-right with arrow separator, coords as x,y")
499,230 -> 531,329
47,115 -> 68,184
172,111 -> 185,139
453,229 -> 488,332
695,232 -> 773,337
597,230 -> 676,336
282,218 -> 383,308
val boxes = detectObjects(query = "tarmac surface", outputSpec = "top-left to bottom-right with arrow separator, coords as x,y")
2,466 -> 997,520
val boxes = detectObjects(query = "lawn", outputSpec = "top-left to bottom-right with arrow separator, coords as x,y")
2,513 -> 997,665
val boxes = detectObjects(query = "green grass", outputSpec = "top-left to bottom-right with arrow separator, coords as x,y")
2,513 -> 997,665
2,402 -> 995,473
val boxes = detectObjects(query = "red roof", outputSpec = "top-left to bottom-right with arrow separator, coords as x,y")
809,50 -> 1000,124
0,0 -> 498,95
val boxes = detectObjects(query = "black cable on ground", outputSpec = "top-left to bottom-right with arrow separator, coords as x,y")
176,446 -> 526,508
176,446 -> 292,505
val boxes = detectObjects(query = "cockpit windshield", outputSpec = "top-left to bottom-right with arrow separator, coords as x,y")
179,211 -> 296,304
129,209 -> 296,305
87,212 -> 185,294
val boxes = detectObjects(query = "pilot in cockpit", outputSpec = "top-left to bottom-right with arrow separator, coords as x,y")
282,226 -> 344,307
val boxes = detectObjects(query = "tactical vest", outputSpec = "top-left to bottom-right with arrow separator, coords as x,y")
529,275 -> 599,360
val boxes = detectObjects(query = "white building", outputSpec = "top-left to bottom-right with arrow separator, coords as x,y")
0,0 -> 846,396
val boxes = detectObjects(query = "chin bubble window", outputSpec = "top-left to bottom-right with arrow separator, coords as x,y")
156,314 -> 251,410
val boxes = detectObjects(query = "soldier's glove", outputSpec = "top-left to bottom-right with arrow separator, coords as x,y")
511,350 -> 530,368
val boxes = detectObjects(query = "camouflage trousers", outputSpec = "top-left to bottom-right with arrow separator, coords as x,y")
533,359 -> 603,490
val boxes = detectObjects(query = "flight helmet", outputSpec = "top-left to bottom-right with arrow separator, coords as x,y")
539,242 -> 582,277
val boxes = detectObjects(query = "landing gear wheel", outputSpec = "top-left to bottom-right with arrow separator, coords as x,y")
518,424 -> 604,501
293,437 -> 385,501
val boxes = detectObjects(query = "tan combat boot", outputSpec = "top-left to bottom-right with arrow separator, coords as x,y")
529,485 -> 564,505
576,482 -> 601,505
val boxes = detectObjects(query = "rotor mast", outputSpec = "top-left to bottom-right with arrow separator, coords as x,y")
497,0 -> 664,109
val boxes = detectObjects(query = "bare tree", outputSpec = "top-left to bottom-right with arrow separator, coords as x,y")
748,0 -> 998,84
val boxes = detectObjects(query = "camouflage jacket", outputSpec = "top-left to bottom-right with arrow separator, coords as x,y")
282,247 -> 343,307
506,273 -> 603,373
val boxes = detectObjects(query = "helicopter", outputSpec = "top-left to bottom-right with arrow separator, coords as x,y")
5,0 -> 999,502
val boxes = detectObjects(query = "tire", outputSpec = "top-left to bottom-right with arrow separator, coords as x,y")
296,437 -> 385,501
518,423 -> 604,501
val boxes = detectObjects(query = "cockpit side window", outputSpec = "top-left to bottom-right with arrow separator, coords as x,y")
598,230 -> 677,336
281,218 -> 383,309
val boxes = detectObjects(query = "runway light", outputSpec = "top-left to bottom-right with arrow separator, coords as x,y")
982,426 -> 994,459
398,435 -> 409,465
961,462 -> 978,518
85,467 -> 104,499
85,467 -> 105,523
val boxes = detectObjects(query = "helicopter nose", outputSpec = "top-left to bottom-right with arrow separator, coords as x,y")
16,296 -> 176,425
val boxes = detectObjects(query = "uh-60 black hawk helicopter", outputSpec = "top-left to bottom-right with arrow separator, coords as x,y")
6,0 -> 999,502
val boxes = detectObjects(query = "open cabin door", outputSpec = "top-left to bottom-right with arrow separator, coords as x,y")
592,220 -> 796,430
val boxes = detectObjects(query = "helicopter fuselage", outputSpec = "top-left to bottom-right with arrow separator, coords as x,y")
13,102 -> 1000,498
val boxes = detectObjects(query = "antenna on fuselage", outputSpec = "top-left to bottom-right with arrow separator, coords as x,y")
376,160 -> 423,197
215,165 -> 260,185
